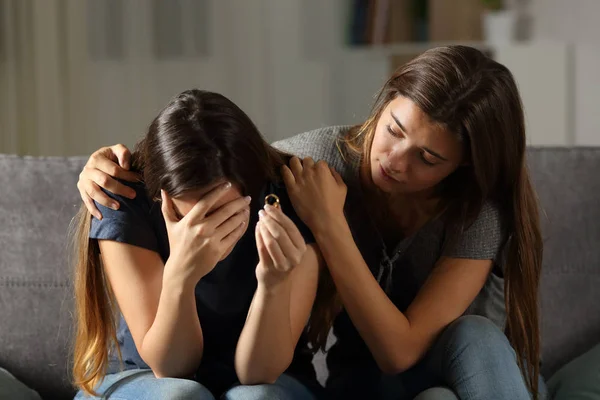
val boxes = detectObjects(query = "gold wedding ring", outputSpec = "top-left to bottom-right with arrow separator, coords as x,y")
264,194 -> 280,209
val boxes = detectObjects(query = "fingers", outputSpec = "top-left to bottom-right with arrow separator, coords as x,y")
204,194 -> 252,228
329,165 -> 345,186
259,209 -> 304,270
281,165 -> 296,187
82,166 -> 137,199
77,178 -> 119,211
160,190 -> 178,224
188,182 -> 233,220
78,184 -> 102,220
215,208 -> 249,240
258,221 -> 288,270
221,217 -> 248,250
255,221 -> 272,264
316,159 -> 329,171
302,157 -> 315,169
289,156 -> 326,178
289,157 -> 303,177
109,144 -> 133,171
91,148 -> 141,184
263,204 -> 306,251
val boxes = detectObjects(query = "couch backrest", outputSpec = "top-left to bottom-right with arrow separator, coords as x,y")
528,148 -> 600,378
0,149 -> 599,399
0,155 -> 86,400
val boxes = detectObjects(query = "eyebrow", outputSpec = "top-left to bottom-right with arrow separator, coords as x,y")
390,111 -> 449,162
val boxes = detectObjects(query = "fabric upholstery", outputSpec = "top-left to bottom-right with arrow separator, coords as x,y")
1,148 -> 599,399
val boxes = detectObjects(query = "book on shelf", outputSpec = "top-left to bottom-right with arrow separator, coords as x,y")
347,0 -> 485,46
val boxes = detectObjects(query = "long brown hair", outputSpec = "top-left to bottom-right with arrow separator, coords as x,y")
71,90 -> 334,395
345,46 -> 542,397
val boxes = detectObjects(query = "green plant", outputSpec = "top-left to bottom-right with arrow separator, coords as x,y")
482,0 -> 503,10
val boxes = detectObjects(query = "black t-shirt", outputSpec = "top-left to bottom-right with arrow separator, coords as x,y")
89,178 -> 316,395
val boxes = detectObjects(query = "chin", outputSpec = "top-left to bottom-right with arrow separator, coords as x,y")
371,170 -> 401,194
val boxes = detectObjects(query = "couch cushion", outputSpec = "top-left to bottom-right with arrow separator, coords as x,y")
0,154 -> 86,400
527,148 -> 600,378
1,148 -> 600,397
547,343 -> 600,399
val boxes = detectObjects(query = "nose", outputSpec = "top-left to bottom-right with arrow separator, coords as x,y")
387,145 -> 410,174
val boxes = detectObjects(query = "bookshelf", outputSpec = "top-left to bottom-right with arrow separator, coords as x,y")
326,40 -> 572,147
345,0 -> 493,47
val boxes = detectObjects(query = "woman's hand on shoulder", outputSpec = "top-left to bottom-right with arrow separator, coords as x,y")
77,144 -> 142,219
281,157 -> 347,234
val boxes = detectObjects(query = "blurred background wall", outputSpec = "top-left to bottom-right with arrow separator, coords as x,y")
0,0 -> 598,156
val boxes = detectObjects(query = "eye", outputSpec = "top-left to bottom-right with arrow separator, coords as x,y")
420,152 -> 436,166
386,125 -> 401,138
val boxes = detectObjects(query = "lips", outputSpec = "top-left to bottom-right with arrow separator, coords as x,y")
379,164 -> 397,182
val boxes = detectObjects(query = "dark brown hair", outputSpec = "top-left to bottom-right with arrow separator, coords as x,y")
71,89 -> 332,394
346,46 -> 542,397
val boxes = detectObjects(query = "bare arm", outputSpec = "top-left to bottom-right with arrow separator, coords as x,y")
99,242 -> 203,378
235,207 -> 321,384
312,217 -> 491,373
99,184 -> 249,378
282,157 -> 492,374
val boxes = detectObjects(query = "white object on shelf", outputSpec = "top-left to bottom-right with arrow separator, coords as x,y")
482,10 -> 518,43
332,41 -> 572,146
493,43 -> 571,146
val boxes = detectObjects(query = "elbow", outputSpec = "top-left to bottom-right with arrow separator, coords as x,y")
236,354 -> 293,386
141,351 -> 200,380
151,369 -> 177,380
148,363 -> 196,380
377,354 -> 419,375
149,362 -> 199,380
379,361 -> 408,376
237,366 -> 282,386
238,374 -> 278,386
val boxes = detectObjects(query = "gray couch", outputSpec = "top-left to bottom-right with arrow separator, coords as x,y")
1,148 -> 599,400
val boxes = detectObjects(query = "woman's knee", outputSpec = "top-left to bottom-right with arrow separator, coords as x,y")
413,387 -> 459,400
153,378 -> 215,400
431,316 -> 533,399
223,384 -> 291,400
222,374 -> 315,400
439,315 -> 514,361
76,370 -> 215,400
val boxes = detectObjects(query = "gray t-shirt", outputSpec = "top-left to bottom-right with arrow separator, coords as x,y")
273,125 -> 507,396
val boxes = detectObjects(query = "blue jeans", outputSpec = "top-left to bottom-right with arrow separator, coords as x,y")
74,369 -> 317,400
379,315 -> 547,400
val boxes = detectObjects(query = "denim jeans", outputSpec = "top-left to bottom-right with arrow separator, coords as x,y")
74,369 -> 317,400
379,315 -> 547,400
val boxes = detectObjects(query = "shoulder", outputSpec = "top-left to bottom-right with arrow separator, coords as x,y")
466,202 -> 504,237
272,125 -> 359,185
444,201 -> 507,261
89,180 -> 162,253
272,126 -> 351,159
92,180 -> 155,222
